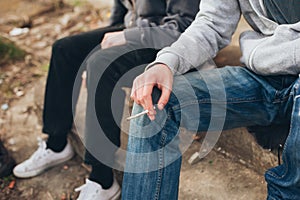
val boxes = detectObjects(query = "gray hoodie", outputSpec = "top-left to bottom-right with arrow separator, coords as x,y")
150,0 -> 300,75
109,0 -> 201,49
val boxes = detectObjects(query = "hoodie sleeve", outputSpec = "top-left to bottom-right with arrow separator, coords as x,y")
240,22 -> 300,75
124,0 -> 201,49
109,0 -> 128,26
147,0 -> 241,75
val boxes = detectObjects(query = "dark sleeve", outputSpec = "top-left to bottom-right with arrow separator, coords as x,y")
109,0 -> 128,26
124,0 -> 201,49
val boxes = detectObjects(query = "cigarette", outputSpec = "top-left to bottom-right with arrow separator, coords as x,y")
126,106 -> 156,121
126,110 -> 149,121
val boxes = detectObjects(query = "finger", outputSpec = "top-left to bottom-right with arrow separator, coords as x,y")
101,40 -> 107,49
135,84 -> 144,106
81,71 -> 87,89
130,80 -> 138,102
142,84 -> 155,120
101,41 -> 110,49
157,87 -> 171,110
100,34 -> 107,45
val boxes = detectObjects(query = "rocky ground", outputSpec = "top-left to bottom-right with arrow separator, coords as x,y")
0,1 -> 278,199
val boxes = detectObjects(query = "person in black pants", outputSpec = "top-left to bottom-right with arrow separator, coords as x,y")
13,0 -> 201,199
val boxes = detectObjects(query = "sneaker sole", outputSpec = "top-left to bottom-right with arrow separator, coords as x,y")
13,152 -> 74,178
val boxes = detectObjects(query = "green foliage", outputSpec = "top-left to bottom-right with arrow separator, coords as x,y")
66,0 -> 87,7
0,36 -> 25,65
0,175 -> 15,189
41,63 -> 50,72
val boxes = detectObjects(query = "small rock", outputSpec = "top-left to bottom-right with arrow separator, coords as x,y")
32,17 -> 46,26
85,16 -> 92,22
11,147 -> 18,152
16,91 -> 25,97
34,34 -> 43,40
33,41 -> 48,49
239,159 -> 246,165
9,27 -> 29,36
54,25 -> 62,34
63,165 -> 69,170
1,104 -> 9,111
25,55 -> 33,65
8,138 -> 16,145
59,14 -> 72,26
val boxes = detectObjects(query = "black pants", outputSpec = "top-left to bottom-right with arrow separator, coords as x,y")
42,25 -> 159,167
43,25 -> 124,137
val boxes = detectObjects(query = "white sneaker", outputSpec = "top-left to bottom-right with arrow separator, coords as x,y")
75,178 -> 121,200
13,138 -> 74,178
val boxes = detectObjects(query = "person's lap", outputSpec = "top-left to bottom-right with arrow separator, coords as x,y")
124,66 -> 296,173
122,66 -> 297,200
128,66 -> 296,138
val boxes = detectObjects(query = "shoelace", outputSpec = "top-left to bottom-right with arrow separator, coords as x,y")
74,180 -> 101,196
30,138 -> 47,161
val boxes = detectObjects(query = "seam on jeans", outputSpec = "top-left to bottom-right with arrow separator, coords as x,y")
171,98 -> 266,111
273,91 -> 292,104
266,95 -> 299,179
154,132 -> 167,200
273,90 -> 280,103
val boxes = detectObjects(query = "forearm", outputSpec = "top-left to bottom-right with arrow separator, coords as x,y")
148,0 -> 241,75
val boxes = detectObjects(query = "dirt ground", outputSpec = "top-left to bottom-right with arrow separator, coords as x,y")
0,1 -> 274,199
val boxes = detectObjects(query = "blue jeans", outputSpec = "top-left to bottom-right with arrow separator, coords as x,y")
121,66 -> 299,200
265,78 -> 300,200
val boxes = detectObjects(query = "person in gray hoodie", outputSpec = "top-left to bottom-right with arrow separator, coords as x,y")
122,0 -> 300,199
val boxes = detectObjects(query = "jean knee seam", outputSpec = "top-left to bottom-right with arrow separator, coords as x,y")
154,132 -> 167,200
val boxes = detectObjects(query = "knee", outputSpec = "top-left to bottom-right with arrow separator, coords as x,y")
85,50 -> 103,74
85,51 -> 106,87
86,49 -> 119,87
52,37 -> 71,55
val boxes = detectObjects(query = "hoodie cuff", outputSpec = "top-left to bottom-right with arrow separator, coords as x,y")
124,28 -> 141,45
145,52 -> 179,75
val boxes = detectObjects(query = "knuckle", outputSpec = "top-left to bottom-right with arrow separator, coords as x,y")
130,96 -> 136,101
136,96 -> 143,102
142,94 -> 148,99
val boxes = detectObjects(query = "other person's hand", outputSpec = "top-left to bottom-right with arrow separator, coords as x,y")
81,71 -> 87,88
101,31 -> 126,49
131,64 -> 173,120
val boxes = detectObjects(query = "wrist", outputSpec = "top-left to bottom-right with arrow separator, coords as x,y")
145,62 -> 175,75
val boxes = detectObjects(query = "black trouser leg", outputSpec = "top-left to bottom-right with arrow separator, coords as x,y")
42,25 -> 124,143
84,44 -> 159,187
